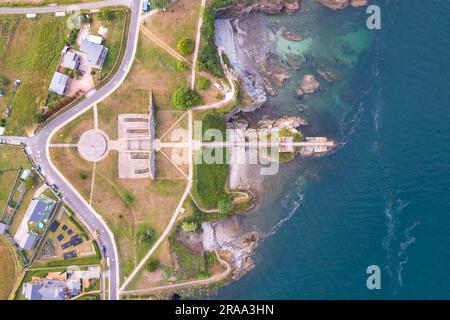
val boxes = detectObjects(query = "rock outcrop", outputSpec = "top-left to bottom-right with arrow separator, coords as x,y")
299,74 -> 320,94
216,0 -> 303,18
261,54 -> 292,96
201,216 -> 259,279
316,0 -> 368,10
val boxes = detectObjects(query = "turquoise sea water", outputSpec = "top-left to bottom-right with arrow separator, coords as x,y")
215,0 -> 450,299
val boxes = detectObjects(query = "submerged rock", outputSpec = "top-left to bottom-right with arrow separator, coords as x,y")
300,74 -> 320,94
316,68 -> 338,82
282,31 -> 303,41
286,53 -> 305,70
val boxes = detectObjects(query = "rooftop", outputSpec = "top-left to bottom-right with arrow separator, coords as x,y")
80,39 -> 108,69
49,71 -> 69,96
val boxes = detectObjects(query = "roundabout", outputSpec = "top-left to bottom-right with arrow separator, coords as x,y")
77,129 -> 109,162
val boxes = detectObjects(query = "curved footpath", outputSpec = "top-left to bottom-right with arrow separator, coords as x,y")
1,0 -> 143,300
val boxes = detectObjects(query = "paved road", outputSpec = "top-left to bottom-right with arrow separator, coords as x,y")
0,0 -> 132,14
0,0 -> 143,300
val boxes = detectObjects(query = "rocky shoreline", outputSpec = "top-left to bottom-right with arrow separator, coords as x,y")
197,0 -> 368,292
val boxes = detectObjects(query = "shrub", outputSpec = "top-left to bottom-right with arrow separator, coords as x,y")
66,29 -> 79,46
176,61 -> 189,72
217,195 -> 233,214
79,171 -> 89,180
171,86 -> 201,110
98,10 -> 115,21
176,38 -> 194,55
0,74 -> 9,87
146,259 -> 160,272
139,228 -> 155,245
181,221 -> 198,233
123,191 -> 135,207
196,77 -> 211,90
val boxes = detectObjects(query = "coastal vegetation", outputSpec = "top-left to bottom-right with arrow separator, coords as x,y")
171,86 -> 202,110
196,76 -> 211,90
176,38 -> 194,55
198,0 -> 241,77
192,111 -> 229,209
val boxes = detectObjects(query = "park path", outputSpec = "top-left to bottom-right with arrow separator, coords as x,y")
190,0 -> 207,89
139,25 -> 191,64
122,251 -> 231,295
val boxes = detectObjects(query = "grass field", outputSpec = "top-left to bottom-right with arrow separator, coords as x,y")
0,0 -> 93,5
91,151 -> 187,281
0,236 -> 18,300
0,14 -> 68,135
0,146 -> 29,214
50,147 -> 94,201
0,170 -> 19,214
0,146 -> 30,169
192,111 -> 229,209
145,0 -> 201,59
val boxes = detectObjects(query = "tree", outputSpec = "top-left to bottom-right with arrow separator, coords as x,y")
217,195 -> 233,214
171,86 -> 201,110
176,38 -> 194,55
99,10 -> 115,21
181,221 -> 198,233
176,61 -> 189,72
0,74 -> 8,87
139,228 -> 155,245
196,77 -> 211,90
146,259 -> 160,272
79,171 -> 89,180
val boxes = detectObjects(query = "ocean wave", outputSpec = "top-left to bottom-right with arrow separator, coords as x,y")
263,177 -> 304,240
383,195 -> 420,292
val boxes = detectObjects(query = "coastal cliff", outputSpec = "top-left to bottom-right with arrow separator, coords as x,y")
191,0 -> 367,293
317,0 -> 368,10
215,0 -> 303,18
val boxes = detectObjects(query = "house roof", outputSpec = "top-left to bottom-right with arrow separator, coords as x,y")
13,195 -> 56,250
49,71 -> 69,95
23,280 -> 66,300
61,51 -> 80,70
80,39 -> 108,69
0,223 -> 7,235
18,233 -> 38,251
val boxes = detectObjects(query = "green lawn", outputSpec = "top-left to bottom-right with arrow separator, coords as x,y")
97,10 -> 128,80
0,146 -> 31,219
192,111 -> 229,209
0,14 -> 68,135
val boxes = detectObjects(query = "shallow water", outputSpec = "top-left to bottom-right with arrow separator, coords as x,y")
214,0 -> 450,299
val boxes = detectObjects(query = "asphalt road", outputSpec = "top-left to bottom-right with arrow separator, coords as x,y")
0,0 -> 132,14
1,0 -> 143,300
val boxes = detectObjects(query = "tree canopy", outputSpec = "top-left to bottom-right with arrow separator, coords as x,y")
171,86 -> 201,110
177,38 -> 194,55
